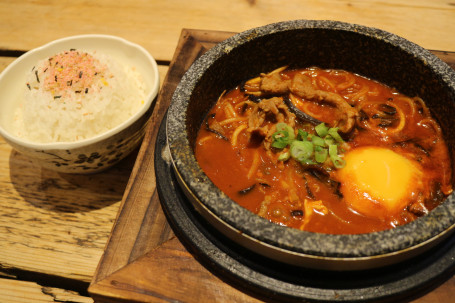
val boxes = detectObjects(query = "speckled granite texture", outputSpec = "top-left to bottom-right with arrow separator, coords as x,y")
166,20 -> 455,261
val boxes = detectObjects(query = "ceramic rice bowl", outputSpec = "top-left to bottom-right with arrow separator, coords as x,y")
0,34 -> 159,174
166,20 -> 455,270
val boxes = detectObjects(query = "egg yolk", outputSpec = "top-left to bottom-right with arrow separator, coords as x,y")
336,146 -> 423,219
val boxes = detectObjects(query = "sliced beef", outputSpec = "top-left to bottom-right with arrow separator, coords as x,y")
260,72 -> 291,95
288,73 -> 357,133
246,97 -> 296,147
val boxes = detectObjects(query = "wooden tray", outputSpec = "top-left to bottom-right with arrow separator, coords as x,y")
88,29 -> 455,303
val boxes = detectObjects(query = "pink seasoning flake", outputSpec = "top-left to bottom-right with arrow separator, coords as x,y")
38,50 -> 108,98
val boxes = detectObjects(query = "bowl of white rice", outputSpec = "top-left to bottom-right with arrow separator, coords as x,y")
0,34 -> 159,173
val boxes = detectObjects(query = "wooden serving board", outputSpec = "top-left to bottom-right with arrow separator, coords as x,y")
88,29 -> 455,303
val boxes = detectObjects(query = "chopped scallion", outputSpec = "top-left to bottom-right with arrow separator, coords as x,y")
276,122 -> 295,140
311,135 -> 325,147
271,121 -> 346,169
324,134 -> 336,146
271,130 -> 291,149
328,127 -> 344,143
278,151 -> 291,161
315,123 -> 329,137
314,145 -> 328,163
290,140 -> 313,162
329,144 -> 346,168
297,129 -> 308,141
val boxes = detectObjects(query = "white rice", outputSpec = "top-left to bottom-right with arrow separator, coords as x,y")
14,49 -> 146,143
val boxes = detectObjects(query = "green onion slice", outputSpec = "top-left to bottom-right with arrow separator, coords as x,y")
278,151 -> 291,161
329,144 -> 346,168
276,123 -> 295,140
271,130 -> 291,149
311,135 -> 326,147
314,145 -> 328,163
324,134 -> 336,146
328,127 -> 344,143
315,123 -> 329,137
297,129 -> 308,141
290,140 -> 313,162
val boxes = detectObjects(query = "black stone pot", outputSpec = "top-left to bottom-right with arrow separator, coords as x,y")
166,20 -> 455,270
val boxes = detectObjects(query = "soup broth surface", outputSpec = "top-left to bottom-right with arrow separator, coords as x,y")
195,67 -> 452,234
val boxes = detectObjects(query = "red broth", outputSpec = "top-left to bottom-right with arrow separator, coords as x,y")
195,67 -> 452,234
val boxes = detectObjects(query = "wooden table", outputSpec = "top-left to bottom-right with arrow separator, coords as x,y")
0,1 -> 454,302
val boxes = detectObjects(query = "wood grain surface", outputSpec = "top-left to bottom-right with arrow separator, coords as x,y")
1,0 -> 454,61
0,277 -> 92,303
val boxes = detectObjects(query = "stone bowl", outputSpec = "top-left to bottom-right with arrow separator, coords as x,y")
166,20 -> 455,270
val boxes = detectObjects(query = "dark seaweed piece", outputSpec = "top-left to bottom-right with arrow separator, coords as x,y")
329,179 -> 343,198
240,102 -> 249,114
303,175 -> 315,199
307,167 -> 343,198
205,124 -> 228,141
380,104 -> 397,115
70,48 -> 76,51
393,140 -> 408,148
79,71 -> 83,78
264,111 -> 278,123
205,114 -> 228,141
43,68 -> 48,73
85,88 -> 89,94
55,75 -> 57,82
377,118 -> 398,128
291,210 -> 304,217
54,95 -> 61,99
358,109 -> 369,121
413,142 -> 431,157
259,182 -> 271,188
67,80 -> 72,86
425,182 -> 446,210
238,184 -> 256,195
248,94 -> 262,103
75,90 -> 81,94
393,139 -> 431,157
247,129 -> 266,147
35,70 -> 40,83
26,83 -> 31,90
307,166 -> 327,182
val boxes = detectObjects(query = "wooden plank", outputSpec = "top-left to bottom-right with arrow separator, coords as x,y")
89,28 -> 455,303
0,63 -> 169,283
0,0 -> 454,62
90,238 -> 262,303
0,277 -> 93,303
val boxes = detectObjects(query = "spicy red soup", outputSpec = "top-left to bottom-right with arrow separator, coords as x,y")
195,67 -> 452,234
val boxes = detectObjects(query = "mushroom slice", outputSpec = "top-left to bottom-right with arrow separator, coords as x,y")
286,94 -> 323,125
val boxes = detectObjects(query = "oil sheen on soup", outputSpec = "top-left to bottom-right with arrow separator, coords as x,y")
195,67 -> 453,234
